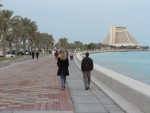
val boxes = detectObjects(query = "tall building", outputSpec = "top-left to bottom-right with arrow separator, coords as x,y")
103,26 -> 139,46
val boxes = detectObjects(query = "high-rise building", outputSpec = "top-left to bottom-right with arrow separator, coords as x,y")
103,26 -> 139,46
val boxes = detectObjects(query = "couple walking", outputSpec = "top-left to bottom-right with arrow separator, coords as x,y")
57,50 -> 93,90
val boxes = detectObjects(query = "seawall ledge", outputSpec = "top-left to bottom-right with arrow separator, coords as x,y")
74,52 -> 150,113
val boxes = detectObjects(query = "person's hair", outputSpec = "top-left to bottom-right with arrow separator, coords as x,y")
85,52 -> 89,57
60,49 -> 67,60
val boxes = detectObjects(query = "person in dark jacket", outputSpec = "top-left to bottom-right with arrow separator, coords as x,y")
54,50 -> 59,60
31,51 -> 35,59
36,50 -> 39,59
81,52 -> 93,90
57,49 -> 69,90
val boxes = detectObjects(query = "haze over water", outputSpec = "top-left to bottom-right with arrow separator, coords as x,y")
90,51 -> 150,85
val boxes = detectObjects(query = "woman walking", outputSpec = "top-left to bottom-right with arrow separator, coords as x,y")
57,49 -> 69,90
54,50 -> 59,60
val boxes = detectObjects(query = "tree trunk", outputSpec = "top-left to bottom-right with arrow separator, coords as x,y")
2,33 -> 6,58
15,35 -> 19,56
9,41 -> 12,53
30,39 -> 33,52
46,45 -> 49,52
22,35 -> 26,55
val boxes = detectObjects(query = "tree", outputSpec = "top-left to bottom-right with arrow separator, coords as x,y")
0,10 -> 15,57
67,43 -> 75,49
59,38 -> 68,49
5,31 -> 14,52
11,16 -> 22,56
87,43 -> 96,50
74,41 -> 83,51
28,20 -> 37,52
20,17 -> 33,54
39,33 -> 54,52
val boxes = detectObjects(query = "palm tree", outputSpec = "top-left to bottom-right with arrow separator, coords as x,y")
20,17 -> 32,54
59,38 -> 68,49
0,10 -> 15,57
11,16 -> 22,56
5,31 -> 14,52
38,33 -> 54,52
45,34 -> 54,52
28,21 -> 37,52
74,41 -> 83,51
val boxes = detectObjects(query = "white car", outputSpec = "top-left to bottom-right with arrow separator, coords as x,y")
0,51 -> 15,57
0,51 -> 3,57
6,54 -> 15,57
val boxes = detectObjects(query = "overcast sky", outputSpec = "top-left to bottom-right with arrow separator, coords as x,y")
1,0 -> 150,46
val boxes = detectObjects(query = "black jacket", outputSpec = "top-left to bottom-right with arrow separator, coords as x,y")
57,57 -> 69,76
81,56 -> 93,71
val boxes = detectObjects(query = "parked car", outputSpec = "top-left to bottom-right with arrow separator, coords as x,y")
18,51 -> 24,56
7,50 -> 16,55
0,51 -> 15,57
6,54 -> 15,57
25,50 -> 31,55
0,51 -> 3,57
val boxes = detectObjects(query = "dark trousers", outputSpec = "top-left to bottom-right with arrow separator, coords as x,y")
32,52 -> 35,59
36,52 -> 39,59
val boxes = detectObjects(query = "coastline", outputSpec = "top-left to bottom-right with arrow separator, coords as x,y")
87,50 -> 150,85
75,52 -> 150,113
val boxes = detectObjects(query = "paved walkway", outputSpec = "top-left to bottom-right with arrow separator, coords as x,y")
0,55 -> 125,113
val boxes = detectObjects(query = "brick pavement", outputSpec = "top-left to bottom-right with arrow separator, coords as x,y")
0,56 -> 73,111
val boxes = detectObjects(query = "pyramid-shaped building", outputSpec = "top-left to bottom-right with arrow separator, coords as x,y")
103,26 -> 139,46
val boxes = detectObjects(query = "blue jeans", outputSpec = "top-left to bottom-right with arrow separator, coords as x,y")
60,74 -> 66,86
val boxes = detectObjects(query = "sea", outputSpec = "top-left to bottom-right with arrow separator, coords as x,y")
90,51 -> 150,85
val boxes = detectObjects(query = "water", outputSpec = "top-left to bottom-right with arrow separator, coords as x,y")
90,51 -> 150,85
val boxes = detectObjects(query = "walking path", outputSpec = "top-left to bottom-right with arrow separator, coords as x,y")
0,55 -> 125,113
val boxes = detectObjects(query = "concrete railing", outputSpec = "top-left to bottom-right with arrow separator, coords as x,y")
74,53 -> 150,113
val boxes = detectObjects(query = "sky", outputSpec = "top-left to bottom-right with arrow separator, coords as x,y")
1,0 -> 150,46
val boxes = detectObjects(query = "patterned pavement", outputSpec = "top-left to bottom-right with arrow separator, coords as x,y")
0,56 -> 73,111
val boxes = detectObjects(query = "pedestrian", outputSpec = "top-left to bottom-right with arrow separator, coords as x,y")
69,50 -> 74,60
36,50 -> 39,59
49,50 -> 52,54
81,52 -> 93,90
59,49 -> 69,57
31,51 -> 35,59
54,50 -> 59,60
57,49 -> 69,90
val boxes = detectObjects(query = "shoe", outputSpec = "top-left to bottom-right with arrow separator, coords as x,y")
85,87 -> 88,90
85,87 -> 90,90
62,86 -> 65,90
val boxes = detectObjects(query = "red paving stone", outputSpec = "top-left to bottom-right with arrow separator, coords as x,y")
0,56 -> 74,111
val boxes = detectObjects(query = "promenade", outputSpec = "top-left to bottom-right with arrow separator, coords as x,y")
0,55 -> 125,113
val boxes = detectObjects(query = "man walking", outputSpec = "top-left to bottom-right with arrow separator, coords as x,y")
32,51 -> 35,59
81,52 -> 93,90
36,50 -> 39,59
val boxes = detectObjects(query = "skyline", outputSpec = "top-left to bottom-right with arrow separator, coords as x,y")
1,0 -> 150,46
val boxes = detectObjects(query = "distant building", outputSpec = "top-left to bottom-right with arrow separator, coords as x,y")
103,26 -> 139,47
